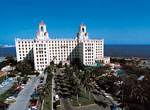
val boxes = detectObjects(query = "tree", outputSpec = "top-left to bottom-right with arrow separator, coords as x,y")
84,80 -> 94,100
70,76 -> 81,101
17,77 -> 21,82
44,65 -> 55,74
16,60 -> 33,76
58,61 -> 63,68
22,76 -> 29,84
119,74 -> 150,110
8,70 -> 18,77
50,61 -> 54,65
71,58 -> 84,70
98,74 -> 119,95
5,56 -> 17,66
65,63 -> 67,67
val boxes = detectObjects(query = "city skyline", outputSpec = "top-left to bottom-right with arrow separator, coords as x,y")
1,0 -> 150,45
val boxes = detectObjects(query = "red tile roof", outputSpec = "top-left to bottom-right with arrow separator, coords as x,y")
39,23 -> 46,25
80,24 -> 85,26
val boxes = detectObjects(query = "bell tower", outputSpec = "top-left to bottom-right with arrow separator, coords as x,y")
77,23 -> 88,40
36,21 -> 49,40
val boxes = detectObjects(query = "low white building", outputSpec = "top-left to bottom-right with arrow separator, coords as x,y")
1,65 -> 12,71
15,22 -> 109,71
137,59 -> 150,69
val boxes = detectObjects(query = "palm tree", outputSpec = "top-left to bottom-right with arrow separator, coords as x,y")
119,74 -> 150,110
82,70 -> 91,93
53,56 -> 57,64
44,65 -> 55,74
84,81 -> 94,100
82,70 -> 94,100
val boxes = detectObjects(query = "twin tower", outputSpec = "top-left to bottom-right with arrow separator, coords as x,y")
36,22 -> 89,40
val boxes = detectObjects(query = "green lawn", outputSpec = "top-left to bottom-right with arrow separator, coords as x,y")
71,87 -> 95,107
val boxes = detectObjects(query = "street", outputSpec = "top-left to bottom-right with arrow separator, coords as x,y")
55,68 -> 73,110
8,76 -> 40,110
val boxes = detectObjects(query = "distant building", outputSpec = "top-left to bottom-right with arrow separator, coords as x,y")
15,22 -> 110,71
1,65 -> 12,71
137,59 -> 150,69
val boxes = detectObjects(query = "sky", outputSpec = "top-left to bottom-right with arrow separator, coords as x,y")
0,0 -> 150,45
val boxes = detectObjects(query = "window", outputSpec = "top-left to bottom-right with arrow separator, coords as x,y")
41,26 -> 44,31
82,28 -> 84,32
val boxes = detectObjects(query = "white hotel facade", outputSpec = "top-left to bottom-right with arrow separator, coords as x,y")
15,22 -> 110,71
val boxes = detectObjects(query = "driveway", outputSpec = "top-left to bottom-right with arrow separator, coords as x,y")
8,76 -> 40,110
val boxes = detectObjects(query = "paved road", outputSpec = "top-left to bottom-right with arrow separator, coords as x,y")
60,98 -> 72,110
0,79 -> 15,94
72,104 -> 103,110
8,77 -> 40,110
55,68 -> 73,110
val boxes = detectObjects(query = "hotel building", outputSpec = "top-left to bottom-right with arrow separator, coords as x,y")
15,22 -> 110,71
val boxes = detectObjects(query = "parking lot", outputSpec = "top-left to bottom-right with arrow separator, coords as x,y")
0,78 -> 15,94
8,76 -> 40,110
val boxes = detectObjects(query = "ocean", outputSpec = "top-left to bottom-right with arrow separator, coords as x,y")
0,47 -> 16,62
104,45 -> 150,58
0,45 -> 150,62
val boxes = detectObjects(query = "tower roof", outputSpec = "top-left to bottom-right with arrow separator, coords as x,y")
80,24 -> 85,26
39,22 -> 46,26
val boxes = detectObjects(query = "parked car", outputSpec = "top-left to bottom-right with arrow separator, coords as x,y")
55,95 -> 59,101
39,80 -> 43,84
95,85 -> 100,89
103,93 -> 109,97
55,100 -> 61,110
5,96 -> 16,101
0,84 -> 4,88
113,104 -> 117,110
31,93 -> 39,98
29,103 -> 38,110
13,94 -> 18,98
8,77 -> 13,81
21,84 -> 25,86
20,86 -> 24,90
37,83 -> 43,88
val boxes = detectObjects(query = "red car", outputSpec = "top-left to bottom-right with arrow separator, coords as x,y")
29,103 -> 38,108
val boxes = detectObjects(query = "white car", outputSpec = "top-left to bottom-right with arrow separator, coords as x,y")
0,84 -> 4,88
105,93 -> 113,100
5,96 -> 16,101
55,95 -> 59,101
21,84 -> 25,86
8,77 -> 13,81
103,93 -> 109,97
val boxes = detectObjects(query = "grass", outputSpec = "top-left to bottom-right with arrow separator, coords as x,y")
71,87 -> 95,107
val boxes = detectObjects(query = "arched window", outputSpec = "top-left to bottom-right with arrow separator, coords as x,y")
41,26 -> 44,31
82,28 -> 84,32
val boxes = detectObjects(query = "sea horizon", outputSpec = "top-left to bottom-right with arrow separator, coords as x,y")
0,44 -> 150,60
